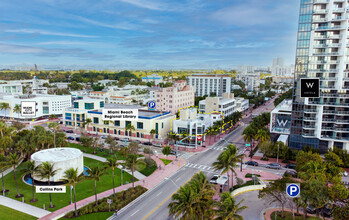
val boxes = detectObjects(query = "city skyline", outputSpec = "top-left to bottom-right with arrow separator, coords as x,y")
0,0 -> 299,69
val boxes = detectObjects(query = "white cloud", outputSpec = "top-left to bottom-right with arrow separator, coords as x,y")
4,29 -> 97,38
119,0 -> 164,11
74,16 -> 139,30
36,41 -> 89,45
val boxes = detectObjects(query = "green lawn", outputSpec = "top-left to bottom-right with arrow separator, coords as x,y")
0,157 -> 135,212
0,205 -> 37,220
59,211 -> 114,220
138,158 -> 157,176
159,158 -> 172,165
270,211 -> 321,220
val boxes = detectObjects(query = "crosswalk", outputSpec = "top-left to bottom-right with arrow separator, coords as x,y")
185,163 -> 218,173
179,152 -> 193,160
211,146 -> 225,151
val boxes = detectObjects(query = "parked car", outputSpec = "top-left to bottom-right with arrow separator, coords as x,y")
266,163 -> 281,170
342,171 -> 348,177
143,142 -> 151,146
120,138 -> 129,142
101,135 -> 108,139
170,150 -> 176,155
114,137 -> 120,140
132,140 -> 141,144
323,204 -> 333,217
246,161 -> 258,166
306,206 -> 319,214
210,175 -> 219,184
65,130 -> 74,133
285,164 -> 296,169
75,137 -> 80,142
67,136 -> 74,140
284,170 -> 297,178
59,121 -> 63,124
153,143 -> 162,148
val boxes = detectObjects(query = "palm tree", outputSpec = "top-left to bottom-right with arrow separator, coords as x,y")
125,154 -> 146,188
0,156 -> 10,196
104,156 -> 119,197
37,134 -> 47,150
48,122 -> 60,148
150,129 -> 157,143
62,168 -> 80,217
299,161 -> 327,183
13,104 -> 21,121
125,123 -> 135,140
215,192 -> 247,220
21,161 -> 39,202
212,144 -> 244,189
169,184 -> 197,219
87,166 -> 104,205
8,152 -> 23,198
242,125 -> 257,155
0,102 -> 11,120
37,162 -> 60,208
255,128 -> 270,143
83,118 -> 92,131
48,114 -> 57,121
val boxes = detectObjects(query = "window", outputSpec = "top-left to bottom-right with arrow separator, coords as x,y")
93,126 -> 96,131
85,103 -> 94,110
114,129 -> 116,134
125,131 -> 128,136
118,130 -> 120,135
114,120 -> 120,126
103,128 -> 106,133
104,121 -> 109,125
137,132 -> 140,137
137,122 -> 143,129
129,132 -> 132,136
141,133 -> 143,138
93,117 -> 99,124
74,102 -> 79,108
107,128 -> 109,133
125,121 -> 131,127
100,101 -> 104,108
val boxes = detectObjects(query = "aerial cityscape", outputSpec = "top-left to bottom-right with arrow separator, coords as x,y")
0,0 -> 348,220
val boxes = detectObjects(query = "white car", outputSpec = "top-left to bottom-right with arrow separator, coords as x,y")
343,171 -> 348,177
209,175 -> 219,184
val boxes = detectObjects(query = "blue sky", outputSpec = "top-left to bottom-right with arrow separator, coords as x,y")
0,0 -> 299,69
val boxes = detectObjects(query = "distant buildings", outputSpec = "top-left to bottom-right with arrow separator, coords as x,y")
271,57 -> 294,77
0,77 -> 49,95
187,74 -> 232,97
155,80 -> 195,114
236,73 -> 260,92
141,74 -> 163,85
0,83 -> 22,95
0,94 -> 71,121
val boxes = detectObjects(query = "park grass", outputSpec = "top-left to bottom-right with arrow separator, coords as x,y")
69,143 -> 127,160
159,158 -> 172,165
0,157 -> 134,212
59,211 -> 114,220
270,211 -> 321,220
0,205 -> 37,220
138,158 -> 157,176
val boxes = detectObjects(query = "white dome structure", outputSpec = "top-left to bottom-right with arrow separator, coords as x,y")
31,148 -> 83,182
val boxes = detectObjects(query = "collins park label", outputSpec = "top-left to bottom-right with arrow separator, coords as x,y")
103,109 -> 138,121
36,186 -> 66,193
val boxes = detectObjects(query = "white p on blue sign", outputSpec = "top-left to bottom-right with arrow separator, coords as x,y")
286,183 -> 300,198
148,101 -> 156,109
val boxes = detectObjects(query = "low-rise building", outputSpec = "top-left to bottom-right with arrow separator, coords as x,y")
85,104 -> 175,142
236,73 -> 260,92
155,80 -> 195,114
269,99 -> 292,140
199,93 -> 236,116
235,98 -> 249,113
0,94 -> 71,121
141,74 -> 163,85
0,83 -> 22,95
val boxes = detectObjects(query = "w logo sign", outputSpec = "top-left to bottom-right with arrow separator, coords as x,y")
301,78 -> 319,98
277,119 -> 288,127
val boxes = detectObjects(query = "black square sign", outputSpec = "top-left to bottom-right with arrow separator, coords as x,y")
300,78 -> 319,98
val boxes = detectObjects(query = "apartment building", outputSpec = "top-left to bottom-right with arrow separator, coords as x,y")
236,73 -> 260,92
141,74 -> 163,85
235,98 -> 250,113
290,0 -> 349,152
187,74 -> 232,97
155,80 -> 195,114
0,83 -> 22,95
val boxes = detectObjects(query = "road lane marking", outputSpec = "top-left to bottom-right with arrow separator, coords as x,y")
156,191 -> 162,197
131,210 -> 139,216
175,177 -> 181,182
198,165 -> 203,169
142,171 -> 200,220
193,164 -> 198,168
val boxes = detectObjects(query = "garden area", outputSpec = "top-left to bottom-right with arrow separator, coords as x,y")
160,158 -> 172,165
63,186 -> 147,218
1,157 -> 134,211
270,211 -> 321,220
0,205 -> 37,220
137,157 -> 157,176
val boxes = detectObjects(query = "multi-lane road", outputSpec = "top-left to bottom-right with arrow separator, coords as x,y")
110,98 -> 278,220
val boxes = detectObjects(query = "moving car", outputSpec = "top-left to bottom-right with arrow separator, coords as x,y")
153,143 -> 162,148
170,150 -> 176,155
67,136 -> 74,140
210,175 -> 219,184
142,142 -> 151,146
266,163 -> 281,170
246,161 -> 258,166
285,164 -> 296,170
65,130 -> 74,133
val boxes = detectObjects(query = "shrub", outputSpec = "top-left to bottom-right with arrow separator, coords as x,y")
245,173 -> 261,178
282,159 -> 290,164
261,157 -> 269,161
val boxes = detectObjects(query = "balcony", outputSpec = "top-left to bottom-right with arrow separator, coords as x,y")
314,0 -> 329,3
335,119 -> 349,123
304,116 -> 316,121
322,126 -> 335,130
336,111 -> 349,115
332,8 -> 345,13
323,110 -> 336,113
303,133 -> 316,137
320,77 -> 338,81
313,9 -> 328,14
303,125 -> 316,129
335,128 -> 349,132
314,25 -> 345,31
304,108 -> 317,113
332,16 -> 347,21
322,118 -> 336,122
313,18 -> 327,23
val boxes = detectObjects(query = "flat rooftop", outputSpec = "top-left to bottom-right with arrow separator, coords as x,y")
31,148 -> 82,162
271,99 -> 292,114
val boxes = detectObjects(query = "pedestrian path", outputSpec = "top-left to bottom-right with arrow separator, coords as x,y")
178,152 -> 193,160
83,153 -> 147,180
185,162 -> 218,173
211,146 -> 226,151
0,195 -> 51,218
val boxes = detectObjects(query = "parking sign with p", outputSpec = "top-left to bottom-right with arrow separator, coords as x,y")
286,183 -> 300,198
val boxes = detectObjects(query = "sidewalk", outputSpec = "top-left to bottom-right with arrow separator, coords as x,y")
39,155 -> 185,220
83,153 -> 147,180
0,195 -> 51,218
264,207 -> 321,220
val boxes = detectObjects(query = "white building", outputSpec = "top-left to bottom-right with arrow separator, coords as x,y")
141,74 -> 163,85
0,77 -> 49,95
199,93 -> 237,116
236,73 -> 260,92
235,98 -> 249,113
0,83 -> 22,95
270,99 -> 292,136
187,74 -> 232,97
0,94 -> 71,121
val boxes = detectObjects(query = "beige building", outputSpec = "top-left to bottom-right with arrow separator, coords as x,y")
199,93 -> 237,116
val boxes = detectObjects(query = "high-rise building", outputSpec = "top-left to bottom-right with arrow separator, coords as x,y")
187,74 -> 232,97
289,0 -> 349,152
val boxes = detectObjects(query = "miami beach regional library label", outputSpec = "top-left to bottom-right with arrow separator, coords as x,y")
103,109 -> 138,121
